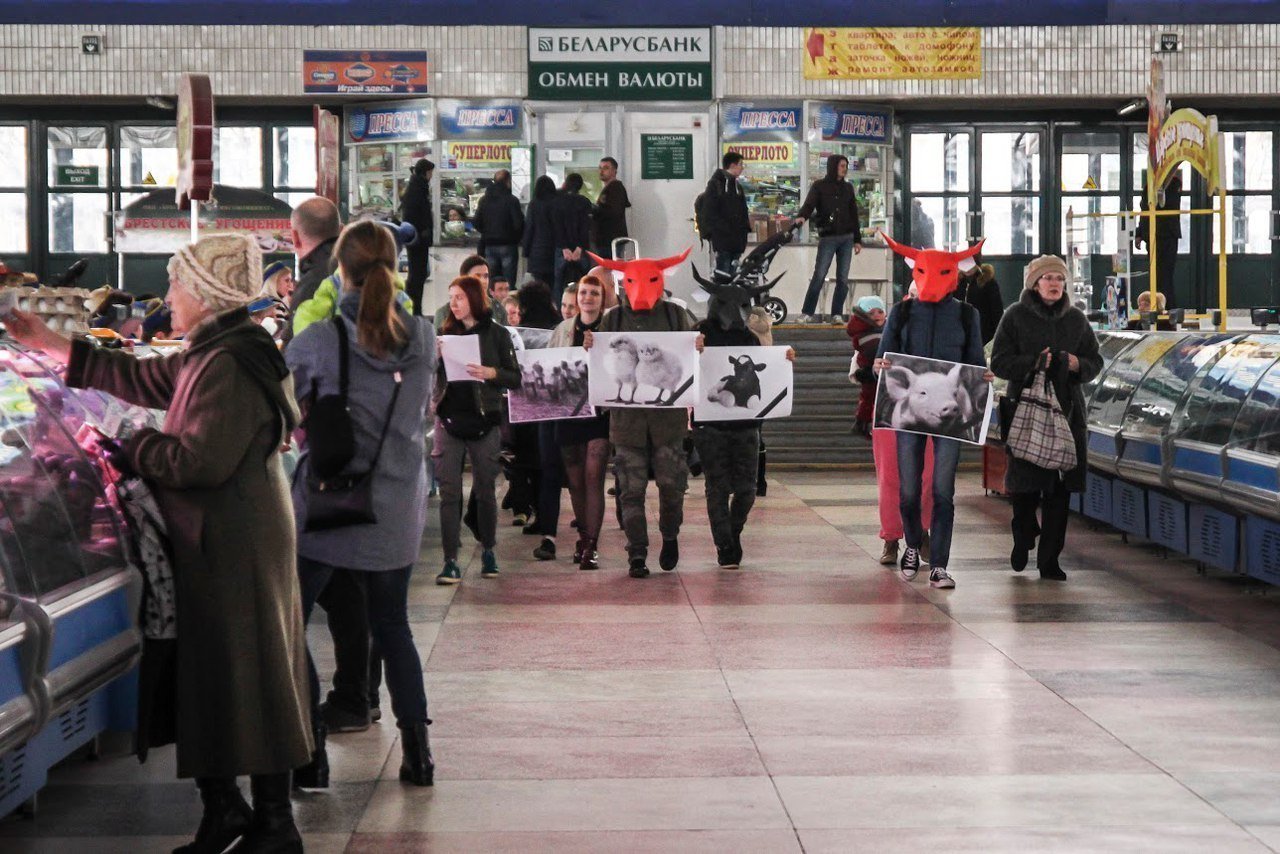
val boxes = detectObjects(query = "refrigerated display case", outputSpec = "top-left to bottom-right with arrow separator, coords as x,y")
1084,333 -> 1181,474
0,341 -> 155,818
343,100 -> 436,221
720,102 -> 803,243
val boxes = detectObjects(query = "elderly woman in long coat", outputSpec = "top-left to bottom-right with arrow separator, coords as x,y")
6,234 -> 311,854
990,254 -> 1102,582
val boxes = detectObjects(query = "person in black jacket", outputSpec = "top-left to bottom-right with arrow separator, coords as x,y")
473,170 -> 525,286
956,263 -> 1005,346
288,197 -> 341,315
591,156 -> 630,257
399,159 -> 435,316
794,154 -> 863,323
522,176 -> 558,286
551,173 -> 593,303
705,151 -> 751,276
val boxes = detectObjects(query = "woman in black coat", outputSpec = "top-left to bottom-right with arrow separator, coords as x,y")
990,255 -> 1102,581
522,176 -> 558,287
958,263 -> 1005,345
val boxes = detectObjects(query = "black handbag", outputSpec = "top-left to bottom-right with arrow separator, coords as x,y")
304,365 -> 403,533
304,317 -> 357,479
442,408 -> 493,441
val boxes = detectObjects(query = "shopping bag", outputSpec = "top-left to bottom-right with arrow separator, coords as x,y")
1006,368 -> 1077,471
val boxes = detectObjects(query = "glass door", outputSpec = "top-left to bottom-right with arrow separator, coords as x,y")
46,125 -> 113,289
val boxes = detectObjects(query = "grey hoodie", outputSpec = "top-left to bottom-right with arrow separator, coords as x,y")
286,291 -> 437,570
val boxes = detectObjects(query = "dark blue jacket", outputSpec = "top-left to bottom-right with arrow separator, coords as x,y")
876,295 -> 986,368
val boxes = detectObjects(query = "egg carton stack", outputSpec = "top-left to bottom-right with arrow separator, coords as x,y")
6,286 -> 92,334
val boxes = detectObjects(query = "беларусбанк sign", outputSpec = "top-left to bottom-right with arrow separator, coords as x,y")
528,28 -> 712,101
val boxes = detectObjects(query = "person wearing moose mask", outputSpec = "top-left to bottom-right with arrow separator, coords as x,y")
875,235 -> 992,590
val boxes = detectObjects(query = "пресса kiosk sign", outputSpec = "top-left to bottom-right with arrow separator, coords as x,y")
528,28 -> 713,101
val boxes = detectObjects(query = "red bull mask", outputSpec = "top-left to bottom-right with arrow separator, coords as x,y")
587,248 -> 692,312
881,232 -> 984,303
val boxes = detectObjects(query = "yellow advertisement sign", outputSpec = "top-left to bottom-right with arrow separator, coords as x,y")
445,141 -> 513,169
723,142 -> 796,165
1152,108 -> 1221,198
803,27 -> 981,80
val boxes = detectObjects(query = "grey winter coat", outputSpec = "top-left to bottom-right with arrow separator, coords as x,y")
990,288 -> 1102,494
287,292 -> 438,570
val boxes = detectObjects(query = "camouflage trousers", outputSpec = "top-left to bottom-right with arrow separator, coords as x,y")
613,441 -> 689,558
692,425 -> 761,551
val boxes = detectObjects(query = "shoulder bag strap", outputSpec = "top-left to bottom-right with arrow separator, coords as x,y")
333,315 -> 350,403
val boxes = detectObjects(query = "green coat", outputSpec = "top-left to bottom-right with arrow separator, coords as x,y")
66,309 -> 312,778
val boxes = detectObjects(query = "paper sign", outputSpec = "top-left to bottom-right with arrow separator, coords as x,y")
588,331 -> 699,409
694,346 -> 793,422
873,353 -> 993,446
440,335 -> 482,383
509,347 -> 595,424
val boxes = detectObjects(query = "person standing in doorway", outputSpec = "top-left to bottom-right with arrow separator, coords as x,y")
794,154 -> 863,323
552,173 -> 593,302
473,169 -> 525,286
591,156 -> 631,258
1135,170 -> 1182,309
704,151 -> 751,276
399,159 -> 435,316
522,175 -> 559,287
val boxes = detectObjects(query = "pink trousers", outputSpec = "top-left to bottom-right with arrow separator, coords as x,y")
873,429 -> 934,541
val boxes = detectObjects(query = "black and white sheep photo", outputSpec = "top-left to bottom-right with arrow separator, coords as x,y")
693,346 -> 794,422
508,347 -> 595,424
588,331 -> 701,409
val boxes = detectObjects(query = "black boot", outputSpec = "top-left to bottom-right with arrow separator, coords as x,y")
291,721 -> 329,789
227,773 -> 303,853
174,776 -> 252,854
399,721 -> 435,786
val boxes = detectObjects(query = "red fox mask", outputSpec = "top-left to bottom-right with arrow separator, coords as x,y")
880,232 -> 984,303
587,248 -> 692,311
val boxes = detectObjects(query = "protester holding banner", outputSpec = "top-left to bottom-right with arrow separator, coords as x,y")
875,236 -> 990,590
990,255 -> 1101,581
515,281 -> 568,562
549,275 -> 611,570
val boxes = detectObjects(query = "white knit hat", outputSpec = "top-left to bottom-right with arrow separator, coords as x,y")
167,234 -> 262,311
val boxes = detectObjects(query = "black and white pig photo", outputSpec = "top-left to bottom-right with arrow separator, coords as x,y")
873,353 -> 993,445
588,331 -> 700,409
693,346 -> 794,422
508,347 -> 594,424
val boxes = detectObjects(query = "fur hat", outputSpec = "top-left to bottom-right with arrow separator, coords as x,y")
167,234 -> 262,311
1024,255 -> 1069,290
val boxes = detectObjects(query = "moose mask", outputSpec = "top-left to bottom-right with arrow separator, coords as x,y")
880,232 -> 985,303
588,248 -> 692,312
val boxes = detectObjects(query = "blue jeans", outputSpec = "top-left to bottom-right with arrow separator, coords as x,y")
298,557 -> 429,728
802,234 -> 856,316
485,244 -> 519,287
714,250 -> 741,277
896,433 -> 961,569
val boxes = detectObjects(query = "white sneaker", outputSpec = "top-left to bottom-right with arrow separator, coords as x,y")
929,567 -> 955,589
899,547 -> 920,581
800,314 -> 818,324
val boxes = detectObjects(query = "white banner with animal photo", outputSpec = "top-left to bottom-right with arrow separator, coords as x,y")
588,331 -> 700,409
509,347 -> 593,424
694,346 -> 793,422
873,353 -> 993,445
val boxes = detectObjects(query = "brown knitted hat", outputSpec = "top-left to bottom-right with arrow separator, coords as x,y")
167,234 -> 262,311
1023,255 -> 1069,290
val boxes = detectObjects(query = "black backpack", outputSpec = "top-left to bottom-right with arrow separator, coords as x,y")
693,191 -> 712,244
303,316 -> 357,479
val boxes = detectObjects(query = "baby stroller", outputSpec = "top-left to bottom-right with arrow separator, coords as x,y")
692,226 -> 793,324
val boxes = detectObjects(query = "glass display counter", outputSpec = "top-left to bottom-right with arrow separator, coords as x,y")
805,142 -> 888,245
1084,333 -> 1181,473
351,141 -> 434,220
343,100 -> 437,222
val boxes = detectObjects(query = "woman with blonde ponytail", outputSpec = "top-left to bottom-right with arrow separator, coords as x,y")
285,220 -> 439,788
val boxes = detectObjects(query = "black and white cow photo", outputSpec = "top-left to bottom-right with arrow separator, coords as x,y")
508,347 -> 594,424
693,346 -> 794,422
873,352 -> 993,445
588,331 -> 700,409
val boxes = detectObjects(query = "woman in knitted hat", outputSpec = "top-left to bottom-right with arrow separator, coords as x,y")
6,233 -> 312,852
255,260 -> 295,341
990,254 -> 1102,581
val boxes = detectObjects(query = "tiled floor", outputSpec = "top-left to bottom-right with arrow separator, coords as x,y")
5,469 -> 1280,852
